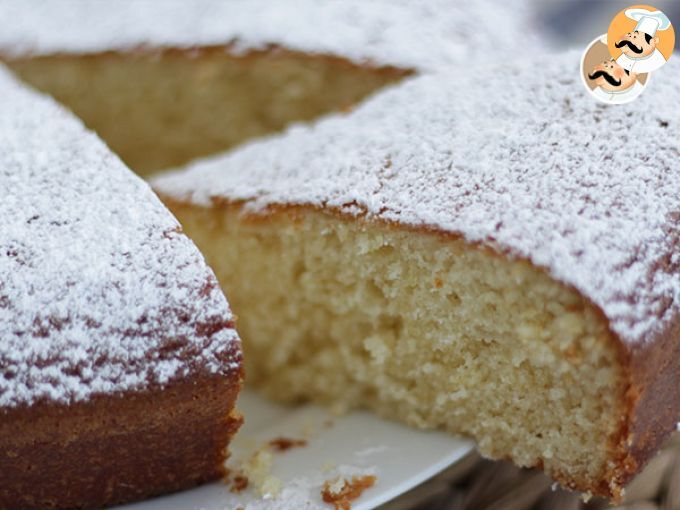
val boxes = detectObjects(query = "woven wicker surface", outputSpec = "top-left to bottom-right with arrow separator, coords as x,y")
380,434 -> 680,510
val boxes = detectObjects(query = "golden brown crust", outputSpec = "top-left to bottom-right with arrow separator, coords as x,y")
160,195 -> 679,501
612,315 -> 680,494
0,369 -> 243,509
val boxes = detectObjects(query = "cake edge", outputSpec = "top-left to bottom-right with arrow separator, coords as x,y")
0,366 -> 244,509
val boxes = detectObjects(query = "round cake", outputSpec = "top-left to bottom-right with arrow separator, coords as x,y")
1,0 -> 678,506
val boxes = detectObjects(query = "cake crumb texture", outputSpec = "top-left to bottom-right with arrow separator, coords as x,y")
169,203 -> 633,496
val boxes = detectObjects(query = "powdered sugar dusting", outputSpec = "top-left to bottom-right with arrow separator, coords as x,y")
0,66 -> 240,407
0,0 -> 534,71
154,53 -> 680,346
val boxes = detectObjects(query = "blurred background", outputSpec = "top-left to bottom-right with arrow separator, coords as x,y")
536,0 -> 679,51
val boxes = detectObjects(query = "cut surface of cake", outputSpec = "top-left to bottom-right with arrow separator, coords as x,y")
0,66 -> 243,509
152,54 -> 680,500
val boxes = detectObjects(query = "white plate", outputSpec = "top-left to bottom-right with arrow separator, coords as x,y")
120,389 -> 473,509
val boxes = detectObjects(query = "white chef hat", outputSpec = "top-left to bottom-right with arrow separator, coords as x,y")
625,8 -> 672,37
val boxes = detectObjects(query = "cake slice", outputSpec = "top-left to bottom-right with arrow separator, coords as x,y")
153,53 -> 680,500
0,65 -> 243,509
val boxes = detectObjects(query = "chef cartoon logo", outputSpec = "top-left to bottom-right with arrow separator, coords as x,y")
581,35 -> 651,104
580,5 -> 674,105
609,5 -> 674,74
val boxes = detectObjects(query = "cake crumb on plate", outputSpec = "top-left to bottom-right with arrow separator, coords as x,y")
321,475 -> 377,509
269,437 -> 308,452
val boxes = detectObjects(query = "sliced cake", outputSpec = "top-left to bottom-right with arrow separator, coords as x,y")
3,0 -> 675,503
152,54 -> 680,499
0,65 -> 243,509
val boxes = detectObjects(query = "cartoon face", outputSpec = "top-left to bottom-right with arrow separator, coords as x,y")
588,58 -> 638,91
615,30 -> 659,58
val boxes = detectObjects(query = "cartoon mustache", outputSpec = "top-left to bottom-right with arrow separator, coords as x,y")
615,39 -> 644,54
588,70 -> 622,87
